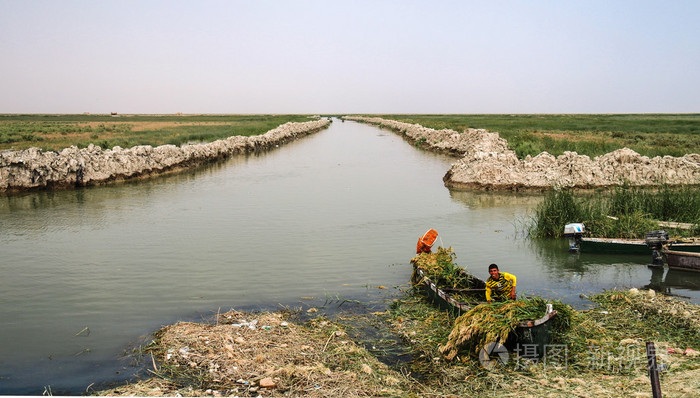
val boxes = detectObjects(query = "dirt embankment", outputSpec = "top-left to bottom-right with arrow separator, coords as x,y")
0,119 -> 330,193
345,116 -> 700,190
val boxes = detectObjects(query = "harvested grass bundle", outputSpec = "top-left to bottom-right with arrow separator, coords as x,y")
440,301 -> 526,360
388,290 -> 700,397
439,298 -> 573,361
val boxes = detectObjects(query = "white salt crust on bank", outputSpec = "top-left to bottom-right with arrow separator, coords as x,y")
346,116 -> 700,190
0,119 -> 330,192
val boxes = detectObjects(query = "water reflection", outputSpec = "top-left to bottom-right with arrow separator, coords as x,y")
528,237 -> 700,301
0,120 -> 460,394
646,266 -> 700,293
448,190 -> 543,210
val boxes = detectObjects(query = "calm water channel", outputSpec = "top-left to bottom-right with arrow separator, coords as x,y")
1,119 -> 698,394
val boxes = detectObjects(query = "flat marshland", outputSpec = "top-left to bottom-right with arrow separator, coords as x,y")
2,114 -> 699,159
372,114 -> 700,158
0,114 -> 314,151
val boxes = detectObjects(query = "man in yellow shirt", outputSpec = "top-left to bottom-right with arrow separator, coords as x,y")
485,263 -> 517,302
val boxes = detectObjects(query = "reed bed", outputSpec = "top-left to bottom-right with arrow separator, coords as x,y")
528,185 -> 700,239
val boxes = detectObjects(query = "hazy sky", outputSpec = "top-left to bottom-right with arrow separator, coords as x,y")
1,0 -> 698,114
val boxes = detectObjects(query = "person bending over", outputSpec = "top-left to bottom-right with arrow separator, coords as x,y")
485,263 -> 516,302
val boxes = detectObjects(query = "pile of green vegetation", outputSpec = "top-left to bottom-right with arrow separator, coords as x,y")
371,113 -> 700,159
411,248 -> 575,361
385,288 -> 699,396
439,298 -> 574,360
528,184 -> 700,239
410,247 -> 486,305
411,247 -> 476,289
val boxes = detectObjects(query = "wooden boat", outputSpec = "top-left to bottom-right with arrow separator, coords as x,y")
664,249 -> 700,272
579,237 -> 649,254
566,223 -> 700,254
410,261 -> 486,315
668,238 -> 700,253
410,256 -> 557,357
579,236 -> 700,255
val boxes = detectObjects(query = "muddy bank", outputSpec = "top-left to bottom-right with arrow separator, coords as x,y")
0,119 -> 330,193
345,116 -> 700,190
97,289 -> 700,397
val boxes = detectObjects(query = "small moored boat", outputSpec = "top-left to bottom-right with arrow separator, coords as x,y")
663,250 -> 700,272
564,223 -> 700,255
579,237 -> 649,254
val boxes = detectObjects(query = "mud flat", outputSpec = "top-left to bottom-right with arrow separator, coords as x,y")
0,119 -> 329,193
346,116 -> 700,191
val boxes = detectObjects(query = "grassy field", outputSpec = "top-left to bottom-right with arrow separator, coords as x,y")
3,113 -> 699,157
0,114 -> 315,152
369,114 -> 700,159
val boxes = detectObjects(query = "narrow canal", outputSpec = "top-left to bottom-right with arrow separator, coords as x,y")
1,119 -> 697,394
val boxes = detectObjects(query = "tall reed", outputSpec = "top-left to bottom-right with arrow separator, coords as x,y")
528,185 -> 700,238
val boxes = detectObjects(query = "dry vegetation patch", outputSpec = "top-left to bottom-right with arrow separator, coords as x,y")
109,121 -> 233,132
98,310 -> 410,397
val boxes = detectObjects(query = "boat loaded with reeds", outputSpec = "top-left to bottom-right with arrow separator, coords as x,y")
410,246 -> 486,315
410,247 -> 558,360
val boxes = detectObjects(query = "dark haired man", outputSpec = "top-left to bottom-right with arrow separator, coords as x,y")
485,264 -> 517,302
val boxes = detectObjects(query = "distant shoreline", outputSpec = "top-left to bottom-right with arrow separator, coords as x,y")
0,119 -> 330,194
345,116 -> 700,190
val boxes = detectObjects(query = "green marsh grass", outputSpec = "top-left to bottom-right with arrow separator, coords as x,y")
0,114 -> 313,151
439,297 -> 574,360
371,114 -> 700,159
528,185 -> 700,239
